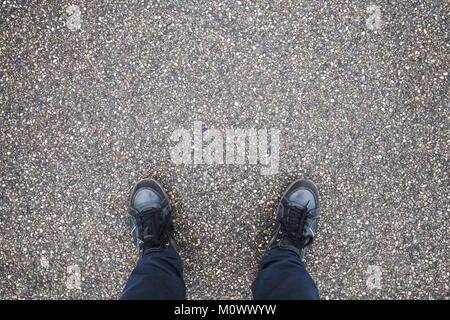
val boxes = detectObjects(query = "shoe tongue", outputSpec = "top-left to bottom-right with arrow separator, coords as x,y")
138,204 -> 161,214
289,200 -> 307,208
141,208 -> 164,247
287,202 -> 308,214
140,207 -> 163,217
285,204 -> 307,237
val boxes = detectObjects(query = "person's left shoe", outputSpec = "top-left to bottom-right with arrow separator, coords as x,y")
128,179 -> 176,258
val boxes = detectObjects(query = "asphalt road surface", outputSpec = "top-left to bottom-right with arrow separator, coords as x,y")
0,0 -> 448,299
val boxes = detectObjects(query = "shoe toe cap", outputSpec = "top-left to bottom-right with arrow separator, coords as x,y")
132,188 -> 161,211
287,189 -> 316,209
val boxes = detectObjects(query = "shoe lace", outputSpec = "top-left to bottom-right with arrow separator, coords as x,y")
139,208 -> 173,250
280,201 -> 311,249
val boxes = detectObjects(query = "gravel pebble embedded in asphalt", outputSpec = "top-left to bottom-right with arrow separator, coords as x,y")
0,1 -> 448,299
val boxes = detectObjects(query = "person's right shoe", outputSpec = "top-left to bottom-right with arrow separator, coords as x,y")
267,179 -> 320,261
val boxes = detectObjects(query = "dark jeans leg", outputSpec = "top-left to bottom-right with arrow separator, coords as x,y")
119,247 -> 186,300
252,248 -> 320,300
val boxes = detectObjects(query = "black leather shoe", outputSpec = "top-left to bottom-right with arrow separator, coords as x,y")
267,179 -> 320,260
128,179 -> 176,257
